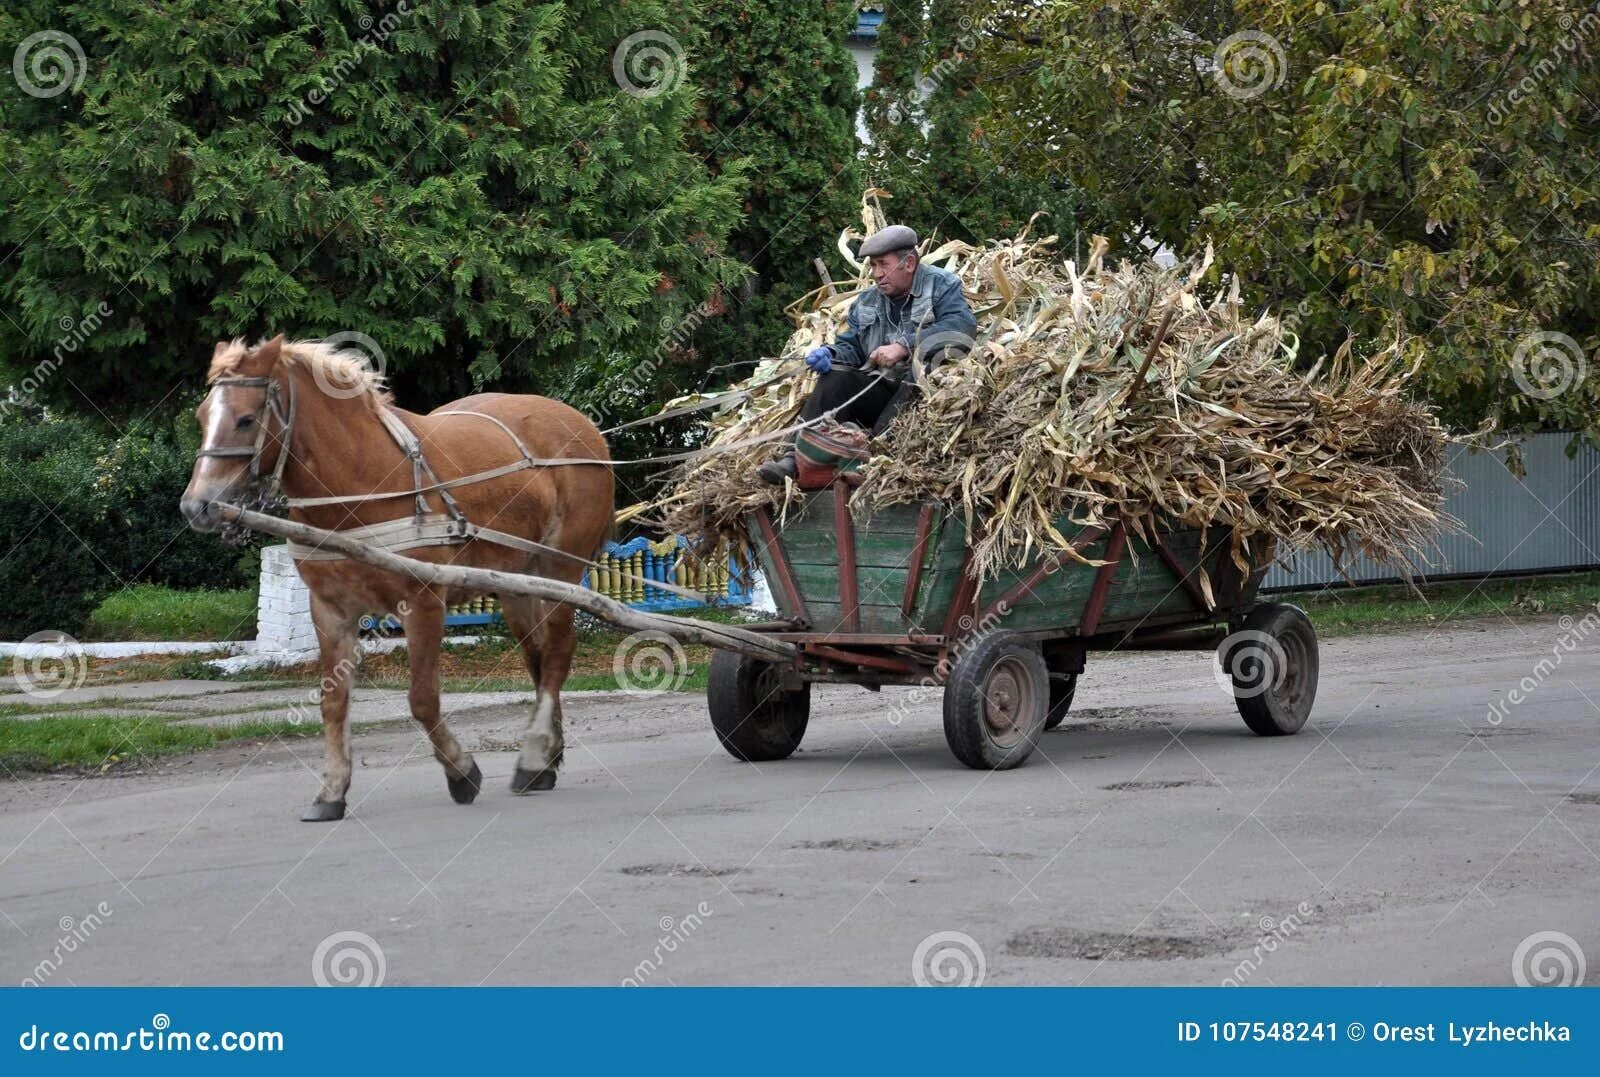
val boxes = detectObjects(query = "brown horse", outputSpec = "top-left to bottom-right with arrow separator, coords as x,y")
180,335 -> 613,821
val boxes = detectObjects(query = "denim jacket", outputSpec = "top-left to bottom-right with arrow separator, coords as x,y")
830,262 -> 977,382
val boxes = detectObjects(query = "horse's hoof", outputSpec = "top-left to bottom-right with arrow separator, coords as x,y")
447,759 -> 483,805
301,799 -> 346,822
510,767 -> 557,794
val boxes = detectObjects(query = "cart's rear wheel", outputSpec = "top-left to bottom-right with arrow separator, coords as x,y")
1043,673 -> 1078,731
943,633 -> 1049,769
708,650 -> 810,761
1222,603 -> 1318,736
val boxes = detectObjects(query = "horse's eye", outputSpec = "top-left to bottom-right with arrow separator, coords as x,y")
236,415 -> 256,430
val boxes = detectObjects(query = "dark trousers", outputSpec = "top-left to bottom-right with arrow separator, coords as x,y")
796,368 -> 914,443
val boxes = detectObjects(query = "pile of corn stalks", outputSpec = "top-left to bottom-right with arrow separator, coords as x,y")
648,190 -> 1455,583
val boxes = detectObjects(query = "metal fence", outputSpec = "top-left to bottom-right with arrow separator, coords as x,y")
1264,431 -> 1600,591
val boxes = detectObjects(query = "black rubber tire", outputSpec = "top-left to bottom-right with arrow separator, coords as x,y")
1223,603 -> 1319,736
1043,674 -> 1078,731
707,649 -> 810,761
942,633 -> 1050,770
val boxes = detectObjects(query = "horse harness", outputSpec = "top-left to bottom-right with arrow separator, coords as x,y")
204,373 -> 563,563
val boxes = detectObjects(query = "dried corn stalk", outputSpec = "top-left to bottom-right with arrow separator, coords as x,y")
650,191 -> 1457,584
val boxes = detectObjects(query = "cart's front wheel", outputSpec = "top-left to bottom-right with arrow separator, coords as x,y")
708,650 -> 810,761
1222,603 -> 1318,736
1043,673 -> 1078,731
943,633 -> 1050,769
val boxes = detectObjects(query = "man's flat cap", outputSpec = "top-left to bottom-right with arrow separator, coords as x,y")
859,224 -> 919,258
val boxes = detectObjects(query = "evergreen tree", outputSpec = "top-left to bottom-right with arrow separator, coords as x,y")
0,0 -> 745,415
681,0 -> 861,389
864,0 -> 1088,245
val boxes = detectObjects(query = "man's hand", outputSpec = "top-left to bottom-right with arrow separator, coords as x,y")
868,342 -> 910,368
805,345 -> 833,374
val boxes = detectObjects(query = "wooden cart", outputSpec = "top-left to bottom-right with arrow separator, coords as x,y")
708,480 -> 1319,770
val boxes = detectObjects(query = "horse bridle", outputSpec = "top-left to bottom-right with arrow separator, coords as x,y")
196,374 -> 298,497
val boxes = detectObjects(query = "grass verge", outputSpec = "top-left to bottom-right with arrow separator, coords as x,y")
1275,570 -> 1600,637
0,715 -> 318,774
83,584 -> 257,642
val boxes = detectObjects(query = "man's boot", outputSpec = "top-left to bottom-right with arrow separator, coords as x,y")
757,454 -> 798,486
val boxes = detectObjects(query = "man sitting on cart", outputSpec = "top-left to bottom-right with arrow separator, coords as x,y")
757,224 -> 978,485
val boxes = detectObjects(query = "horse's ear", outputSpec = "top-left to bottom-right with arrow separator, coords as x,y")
211,340 -> 230,361
256,334 -> 285,363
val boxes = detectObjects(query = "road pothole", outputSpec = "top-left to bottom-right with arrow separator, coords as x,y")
1006,926 -> 1229,961
618,862 -> 740,878
1101,779 -> 1215,791
791,837 -> 909,852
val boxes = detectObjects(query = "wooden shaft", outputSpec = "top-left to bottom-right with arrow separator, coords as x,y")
215,505 -> 796,663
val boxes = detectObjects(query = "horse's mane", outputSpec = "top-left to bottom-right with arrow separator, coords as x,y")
207,337 -> 393,406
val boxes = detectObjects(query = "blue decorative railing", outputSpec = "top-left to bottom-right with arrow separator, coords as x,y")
442,536 -> 752,626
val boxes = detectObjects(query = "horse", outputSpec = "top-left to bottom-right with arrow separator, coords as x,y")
179,335 -> 613,821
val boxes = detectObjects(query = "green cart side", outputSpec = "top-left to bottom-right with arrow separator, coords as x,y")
706,480 -> 1319,771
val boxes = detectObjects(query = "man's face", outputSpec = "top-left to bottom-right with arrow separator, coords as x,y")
869,251 -> 917,298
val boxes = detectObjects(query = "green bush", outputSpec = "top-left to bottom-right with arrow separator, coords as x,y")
0,412 -> 256,639
0,415 -> 112,639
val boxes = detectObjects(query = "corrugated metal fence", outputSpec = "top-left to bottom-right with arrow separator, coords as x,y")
1264,432 -> 1600,590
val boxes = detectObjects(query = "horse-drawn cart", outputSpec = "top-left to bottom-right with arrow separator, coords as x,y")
709,479 -> 1319,771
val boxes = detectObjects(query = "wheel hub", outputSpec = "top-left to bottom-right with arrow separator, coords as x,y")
981,658 -> 1036,747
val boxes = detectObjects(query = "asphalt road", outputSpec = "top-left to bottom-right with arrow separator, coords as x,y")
2,615 -> 1597,986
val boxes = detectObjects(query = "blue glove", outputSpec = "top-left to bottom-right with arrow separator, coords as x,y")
805,345 -> 833,374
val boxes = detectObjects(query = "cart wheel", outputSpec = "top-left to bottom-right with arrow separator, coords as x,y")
1043,674 -> 1078,731
707,650 -> 810,761
1222,603 -> 1318,736
942,633 -> 1050,770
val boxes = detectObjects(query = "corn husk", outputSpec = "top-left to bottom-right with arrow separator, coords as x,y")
649,192 -> 1457,584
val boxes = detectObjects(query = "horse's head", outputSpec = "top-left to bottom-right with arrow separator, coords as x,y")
180,335 -> 294,532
